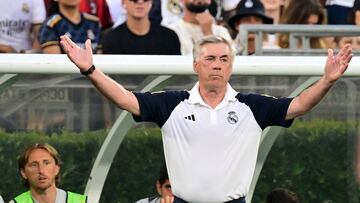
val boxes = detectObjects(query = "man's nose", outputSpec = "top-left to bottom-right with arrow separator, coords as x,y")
212,59 -> 223,69
37,163 -> 45,173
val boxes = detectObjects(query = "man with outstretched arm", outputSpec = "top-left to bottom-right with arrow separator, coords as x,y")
60,35 -> 352,203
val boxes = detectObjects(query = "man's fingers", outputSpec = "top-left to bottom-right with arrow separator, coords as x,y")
63,35 -> 77,48
337,44 -> 351,59
85,39 -> 93,54
60,36 -> 70,48
344,52 -> 353,63
327,49 -> 334,61
343,45 -> 353,61
59,41 -> 69,53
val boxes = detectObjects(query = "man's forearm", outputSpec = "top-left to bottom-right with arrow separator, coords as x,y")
286,76 -> 334,120
87,68 -> 140,115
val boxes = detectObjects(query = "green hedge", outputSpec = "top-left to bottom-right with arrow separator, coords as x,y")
0,120 -> 359,202
254,120 -> 360,203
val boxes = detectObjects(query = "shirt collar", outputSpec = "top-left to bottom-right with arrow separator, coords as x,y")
187,82 -> 237,108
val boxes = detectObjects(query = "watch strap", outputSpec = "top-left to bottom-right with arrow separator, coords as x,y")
81,65 -> 96,76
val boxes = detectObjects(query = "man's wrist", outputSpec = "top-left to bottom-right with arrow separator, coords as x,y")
80,64 -> 96,76
320,76 -> 336,87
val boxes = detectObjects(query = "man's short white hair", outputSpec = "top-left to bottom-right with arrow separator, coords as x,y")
193,35 -> 236,62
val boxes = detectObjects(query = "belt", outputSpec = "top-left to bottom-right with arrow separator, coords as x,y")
174,196 -> 246,203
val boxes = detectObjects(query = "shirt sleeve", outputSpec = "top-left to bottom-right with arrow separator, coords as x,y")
237,93 -> 294,129
132,91 -> 189,127
32,0 -> 46,24
39,22 -> 59,48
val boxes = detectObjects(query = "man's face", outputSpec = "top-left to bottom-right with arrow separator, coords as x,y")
123,0 -> 152,20
21,149 -> 60,191
156,179 -> 173,198
184,0 -> 211,13
194,42 -> 233,89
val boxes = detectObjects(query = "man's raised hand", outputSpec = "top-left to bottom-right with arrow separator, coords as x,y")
60,35 -> 93,72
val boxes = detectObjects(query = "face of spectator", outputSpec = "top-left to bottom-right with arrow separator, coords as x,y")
355,10 -> 360,25
184,0 -> 211,13
261,0 -> 282,11
235,16 -> 263,40
235,15 -> 263,31
194,42 -> 233,89
338,37 -> 360,49
307,14 -> 319,24
20,149 -> 60,191
123,0 -> 152,20
58,0 -> 80,7
156,179 -> 173,198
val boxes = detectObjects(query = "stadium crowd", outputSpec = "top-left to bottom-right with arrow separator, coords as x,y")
0,0 -> 360,56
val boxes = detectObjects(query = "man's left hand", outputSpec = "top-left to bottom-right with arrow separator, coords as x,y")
324,44 -> 353,84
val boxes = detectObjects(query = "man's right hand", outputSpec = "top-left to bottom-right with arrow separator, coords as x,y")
60,35 -> 93,72
195,12 -> 213,36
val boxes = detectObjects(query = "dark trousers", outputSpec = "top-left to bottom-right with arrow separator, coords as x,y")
174,196 -> 246,203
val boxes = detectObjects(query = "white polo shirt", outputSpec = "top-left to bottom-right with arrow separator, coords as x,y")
133,82 -> 293,203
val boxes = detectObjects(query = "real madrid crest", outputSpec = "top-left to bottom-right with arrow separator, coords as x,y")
167,0 -> 183,15
22,3 -> 30,14
227,111 -> 238,124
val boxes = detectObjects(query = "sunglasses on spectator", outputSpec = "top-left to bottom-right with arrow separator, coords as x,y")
129,0 -> 151,3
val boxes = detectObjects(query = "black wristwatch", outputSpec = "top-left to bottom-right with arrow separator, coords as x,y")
80,65 -> 96,76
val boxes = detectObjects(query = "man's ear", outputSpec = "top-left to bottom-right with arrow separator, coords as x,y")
193,61 -> 199,73
55,165 -> 60,176
20,169 -> 28,180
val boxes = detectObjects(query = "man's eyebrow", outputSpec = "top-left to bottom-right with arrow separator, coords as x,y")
204,54 -> 229,58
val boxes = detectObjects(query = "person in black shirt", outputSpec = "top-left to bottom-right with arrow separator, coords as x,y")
101,0 -> 181,55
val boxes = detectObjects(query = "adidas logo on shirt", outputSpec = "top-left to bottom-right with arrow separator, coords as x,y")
184,114 -> 195,121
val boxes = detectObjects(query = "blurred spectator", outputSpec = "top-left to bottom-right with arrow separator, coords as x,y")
348,0 -> 360,24
162,0 -> 224,27
326,0 -> 355,24
169,0 -> 232,54
39,0 -> 101,54
261,0 -> 284,24
135,165 -> 174,203
79,0 -> 114,29
161,0 -> 184,26
106,0 -> 126,27
101,0 -> 181,54
0,0 -> 46,53
227,0 -> 275,55
335,36 -> 360,50
265,188 -> 300,203
107,0 -> 162,27
278,0 -> 327,49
